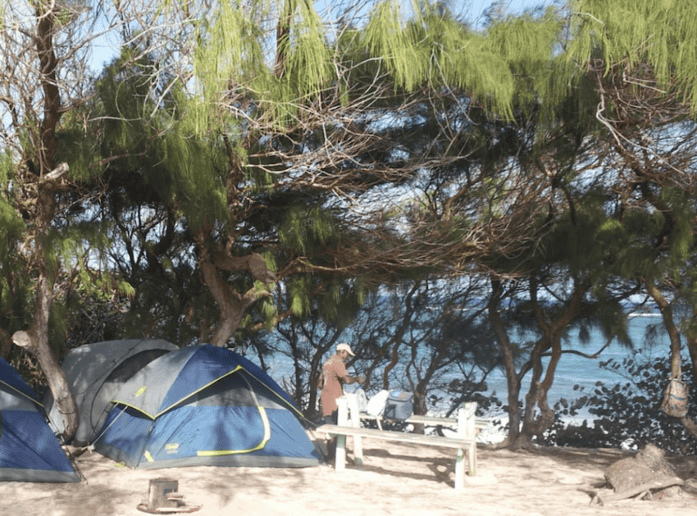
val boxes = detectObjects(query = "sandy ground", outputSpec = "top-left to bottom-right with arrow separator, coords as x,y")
2,435 -> 697,516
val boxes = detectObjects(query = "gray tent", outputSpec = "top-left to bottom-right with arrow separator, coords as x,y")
43,339 -> 178,445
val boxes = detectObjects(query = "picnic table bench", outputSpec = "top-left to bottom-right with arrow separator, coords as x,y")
315,397 -> 480,490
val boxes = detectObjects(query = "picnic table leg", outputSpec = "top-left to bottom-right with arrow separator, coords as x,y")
469,440 -> 478,475
335,397 -> 348,471
455,448 -> 465,491
458,402 -> 477,439
458,402 -> 477,476
347,395 -> 363,465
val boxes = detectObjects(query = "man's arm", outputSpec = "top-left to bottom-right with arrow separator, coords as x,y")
337,361 -> 363,385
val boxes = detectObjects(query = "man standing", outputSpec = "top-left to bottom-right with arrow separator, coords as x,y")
320,343 -> 363,424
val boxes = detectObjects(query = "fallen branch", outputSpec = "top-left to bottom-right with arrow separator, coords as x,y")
590,476 -> 684,505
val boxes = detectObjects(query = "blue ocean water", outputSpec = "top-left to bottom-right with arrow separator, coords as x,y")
481,314 -> 669,413
263,314 -> 670,421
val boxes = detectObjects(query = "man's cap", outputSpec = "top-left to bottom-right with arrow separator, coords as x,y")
337,343 -> 355,356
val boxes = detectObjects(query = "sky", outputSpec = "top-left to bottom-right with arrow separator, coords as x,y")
86,0 -> 552,71
78,0 -> 557,88
464,0 -> 553,28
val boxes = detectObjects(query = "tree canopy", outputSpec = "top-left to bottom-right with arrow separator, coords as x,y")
2,0 -> 697,448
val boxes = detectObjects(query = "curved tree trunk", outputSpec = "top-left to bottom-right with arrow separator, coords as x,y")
684,333 -> 697,437
307,345 -> 332,421
488,279 -> 523,447
382,341 -> 403,390
198,253 -> 246,347
645,277 -> 697,437
687,333 -> 697,385
644,276 -> 683,378
195,228 -> 274,346
685,321 -> 697,438
9,5 -> 80,441
518,337 -> 562,446
518,339 -> 548,447
515,276 -> 588,448
363,283 -> 419,391
13,276 -> 78,441
645,278 -> 683,374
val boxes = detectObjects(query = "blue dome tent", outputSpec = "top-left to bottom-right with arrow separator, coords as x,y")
0,357 -> 80,482
93,344 -> 321,469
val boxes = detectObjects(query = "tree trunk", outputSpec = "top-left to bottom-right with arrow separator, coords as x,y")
488,279 -> 523,447
516,276 -> 587,447
195,228 -> 271,347
681,323 -> 697,438
0,327 -> 13,358
385,286 -> 423,390
8,5 -> 80,442
642,276 -> 697,434
518,339 -> 549,446
12,278 -> 78,441
382,341 -> 402,390
518,337 -> 562,445
307,343 -> 332,421
644,276 -> 682,378
686,332 -> 697,385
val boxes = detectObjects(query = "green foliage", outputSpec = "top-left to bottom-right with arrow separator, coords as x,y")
279,274 -> 365,326
484,8 -> 571,116
569,0 -> 697,112
520,193 -> 627,281
0,150 -> 11,185
606,184 -> 697,284
287,275 -> 313,318
546,354 -> 697,454
363,1 -> 429,92
6,1 -> 697,438
278,1 -> 333,87
0,273 -> 31,335
660,186 -> 694,263
362,1 -> 559,118
95,52 -> 231,230
191,1 -> 267,131
277,203 -> 340,253
192,0 -> 333,130
55,114 -> 101,182
150,127 -> 230,229
0,174 -> 24,245
316,280 -> 366,328
259,295 -> 276,327
0,156 -> 30,330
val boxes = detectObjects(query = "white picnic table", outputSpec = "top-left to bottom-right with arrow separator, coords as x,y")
315,396 -> 480,490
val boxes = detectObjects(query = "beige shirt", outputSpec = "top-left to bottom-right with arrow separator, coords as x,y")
320,354 -> 351,416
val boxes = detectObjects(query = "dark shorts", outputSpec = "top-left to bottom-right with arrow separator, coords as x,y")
323,411 -> 338,425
